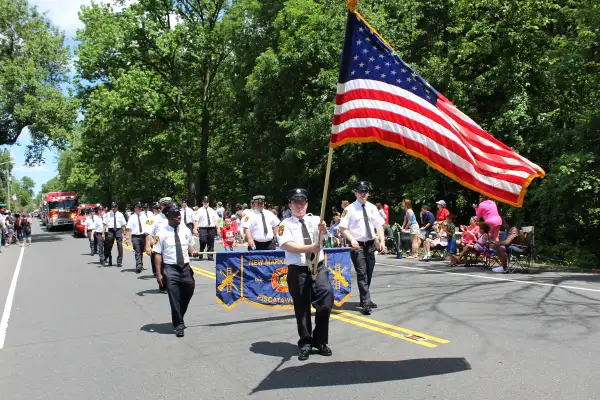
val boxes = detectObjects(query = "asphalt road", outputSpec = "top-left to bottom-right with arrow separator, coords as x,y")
2,221 -> 600,400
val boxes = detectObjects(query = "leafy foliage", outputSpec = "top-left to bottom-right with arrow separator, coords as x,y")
38,0 -> 600,266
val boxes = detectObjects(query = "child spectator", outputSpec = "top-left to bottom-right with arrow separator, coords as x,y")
221,218 -> 235,251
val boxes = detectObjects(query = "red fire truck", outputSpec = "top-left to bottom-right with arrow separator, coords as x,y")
73,203 -> 101,237
40,192 -> 79,231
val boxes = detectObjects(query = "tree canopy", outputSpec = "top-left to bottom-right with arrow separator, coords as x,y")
0,0 -> 78,163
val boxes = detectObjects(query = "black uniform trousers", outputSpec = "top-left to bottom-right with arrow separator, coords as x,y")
249,239 -> 276,251
350,239 -> 376,306
131,234 -> 146,270
287,262 -> 334,349
87,230 -> 97,255
164,263 -> 195,329
198,227 -> 216,260
94,232 -> 105,263
104,228 -> 123,265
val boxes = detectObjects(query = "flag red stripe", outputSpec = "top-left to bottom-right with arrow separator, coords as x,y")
332,107 -> 530,185
331,127 -> 519,203
334,89 -> 536,173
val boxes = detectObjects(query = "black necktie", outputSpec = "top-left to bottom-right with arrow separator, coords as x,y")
173,226 -> 184,267
298,218 -> 315,262
362,204 -> 373,239
137,213 -> 142,234
184,209 -> 187,225
114,212 -> 117,229
205,208 -> 210,226
260,211 -> 268,236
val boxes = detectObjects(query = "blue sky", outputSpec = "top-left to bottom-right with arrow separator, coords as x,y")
2,0 -> 131,195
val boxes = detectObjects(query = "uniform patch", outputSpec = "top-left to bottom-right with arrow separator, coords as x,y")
146,220 -> 154,225
278,225 -> 285,235
153,235 -> 159,245
342,210 -> 348,217
244,216 -> 249,222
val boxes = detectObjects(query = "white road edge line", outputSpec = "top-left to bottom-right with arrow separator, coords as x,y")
376,262 -> 600,294
0,245 -> 25,349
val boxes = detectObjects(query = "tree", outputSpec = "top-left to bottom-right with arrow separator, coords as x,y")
0,0 -> 79,163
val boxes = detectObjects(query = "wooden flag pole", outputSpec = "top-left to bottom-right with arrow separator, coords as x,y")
310,146 -> 334,278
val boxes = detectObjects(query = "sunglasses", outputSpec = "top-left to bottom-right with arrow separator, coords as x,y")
357,190 -> 369,194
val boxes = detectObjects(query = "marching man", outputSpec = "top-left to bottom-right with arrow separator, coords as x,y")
277,188 -> 333,361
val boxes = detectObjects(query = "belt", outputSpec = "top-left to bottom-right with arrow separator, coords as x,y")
164,263 -> 190,268
255,239 -> 273,243
289,261 -> 324,269
357,239 -> 375,246
132,233 -> 147,237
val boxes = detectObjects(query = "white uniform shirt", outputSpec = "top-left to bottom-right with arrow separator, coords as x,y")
196,206 -> 219,228
242,208 -> 280,242
339,200 -> 384,242
154,224 -> 195,265
147,212 -> 168,237
277,214 -> 325,266
242,208 -> 252,218
85,216 -> 95,230
103,210 -> 127,229
180,207 -> 195,226
126,212 -> 148,235
93,214 -> 104,231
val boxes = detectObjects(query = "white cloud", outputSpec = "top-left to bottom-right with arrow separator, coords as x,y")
31,0 -> 138,38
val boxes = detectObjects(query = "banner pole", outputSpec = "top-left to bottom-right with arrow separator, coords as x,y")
311,146 -> 334,278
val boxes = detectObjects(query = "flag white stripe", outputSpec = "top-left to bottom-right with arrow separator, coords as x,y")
334,99 -> 532,179
331,118 -> 522,195
338,79 -> 538,169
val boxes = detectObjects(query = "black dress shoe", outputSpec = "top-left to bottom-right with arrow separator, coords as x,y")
117,264 -> 122,268
298,348 -> 310,361
361,306 -> 372,315
313,344 -> 332,357
108,260 -> 113,266
175,328 -> 184,337
135,267 -> 142,274
369,302 -> 378,309
100,262 -> 105,267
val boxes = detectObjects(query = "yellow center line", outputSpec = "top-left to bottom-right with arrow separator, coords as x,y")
121,247 -> 449,347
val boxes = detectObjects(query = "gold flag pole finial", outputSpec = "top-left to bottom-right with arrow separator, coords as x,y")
347,0 -> 358,12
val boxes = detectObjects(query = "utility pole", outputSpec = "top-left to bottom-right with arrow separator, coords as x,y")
0,160 -> 14,211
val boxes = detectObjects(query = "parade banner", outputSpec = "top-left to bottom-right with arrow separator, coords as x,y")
215,248 -> 352,310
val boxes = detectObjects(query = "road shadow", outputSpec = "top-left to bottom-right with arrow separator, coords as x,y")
140,323 -> 174,335
336,301 -> 361,311
250,341 -> 298,360
120,268 -> 138,273
136,289 -> 162,296
137,275 -> 156,280
206,315 -> 295,327
250,356 -> 471,393
31,233 -> 65,243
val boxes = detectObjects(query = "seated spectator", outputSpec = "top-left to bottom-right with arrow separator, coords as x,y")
435,200 -> 450,222
422,214 -> 455,261
451,222 -> 489,265
459,216 -> 480,246
493,218 -> 523,273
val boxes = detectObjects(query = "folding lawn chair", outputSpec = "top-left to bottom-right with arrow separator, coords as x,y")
506,226 -> 534,273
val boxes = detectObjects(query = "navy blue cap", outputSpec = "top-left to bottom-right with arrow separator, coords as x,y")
162,204 -> 181,216
355,181 -> 371,191
287,188 -> 308,201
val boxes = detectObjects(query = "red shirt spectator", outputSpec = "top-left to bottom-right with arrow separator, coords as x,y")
221,225 -> 235,247
435,200 -> 450,222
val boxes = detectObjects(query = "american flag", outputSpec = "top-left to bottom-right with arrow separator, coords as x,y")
331,13 -> 545,207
